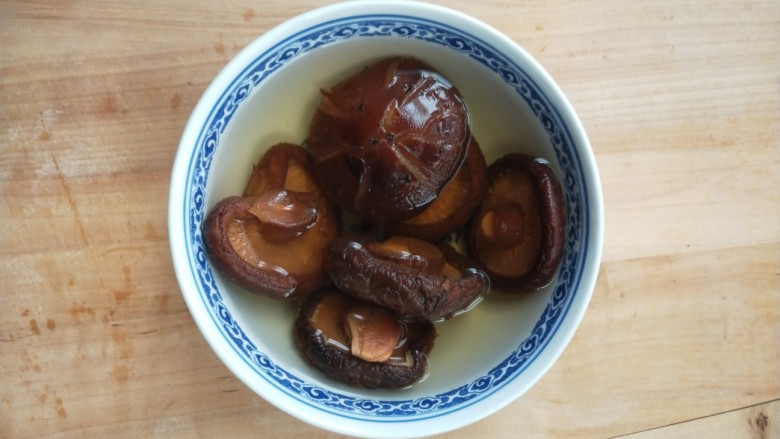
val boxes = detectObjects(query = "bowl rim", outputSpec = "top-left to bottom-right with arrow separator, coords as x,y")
168,1 -> 604,437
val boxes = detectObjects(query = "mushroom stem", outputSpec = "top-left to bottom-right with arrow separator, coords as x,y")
479,202 -> 525,247
247,189 -> 319,243
344,306 -> 402,363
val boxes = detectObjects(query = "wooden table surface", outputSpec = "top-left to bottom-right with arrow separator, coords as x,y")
2,0 -> 779,437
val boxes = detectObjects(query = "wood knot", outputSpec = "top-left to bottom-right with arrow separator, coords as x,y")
755,411 -> 768,437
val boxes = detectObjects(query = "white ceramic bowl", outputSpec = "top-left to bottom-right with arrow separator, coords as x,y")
169,1 -> 603,437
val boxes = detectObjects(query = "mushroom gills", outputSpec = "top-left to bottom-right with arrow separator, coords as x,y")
476,172 -> 543,274
226,218 -> 290,276
467,153 -> 565,292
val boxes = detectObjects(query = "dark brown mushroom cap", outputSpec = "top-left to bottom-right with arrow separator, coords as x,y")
467,153 -> 566,293
326,235 -> 487,321
203,143 -> 340,299
294,289 -> 436,389
386,136 -> 488,241
308,57 -> 471,221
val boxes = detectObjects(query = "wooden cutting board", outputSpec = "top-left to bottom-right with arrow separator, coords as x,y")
2,0 -> 778,437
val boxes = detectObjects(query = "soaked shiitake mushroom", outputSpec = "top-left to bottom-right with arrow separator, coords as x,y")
308,57 -> 471,221
294,289 -> 435,389
326,235 -> 487,321
386,137 -> 488,241
203,143 -> 339,299
467,153 -> 565,292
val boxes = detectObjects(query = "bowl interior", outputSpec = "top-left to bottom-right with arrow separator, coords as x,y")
209,37 -> 558,398
175,7 -> 599,435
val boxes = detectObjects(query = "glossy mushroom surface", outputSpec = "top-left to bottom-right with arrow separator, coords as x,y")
203,143 -> 339,299
308,57 -> 471,221
326,235 -> 487,321
467,153 -> 565,292
294,289 -> 436,389
386,137 -> 488,241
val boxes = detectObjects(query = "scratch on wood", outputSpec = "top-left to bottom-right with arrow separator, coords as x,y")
0,333 -> 35,342
52,155 -> 88,245
99,245 -> 151,257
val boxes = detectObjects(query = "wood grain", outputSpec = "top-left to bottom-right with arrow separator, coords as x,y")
1,0 -> 778,438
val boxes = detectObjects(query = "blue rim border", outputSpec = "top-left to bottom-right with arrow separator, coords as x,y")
181,14 -> 590,422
